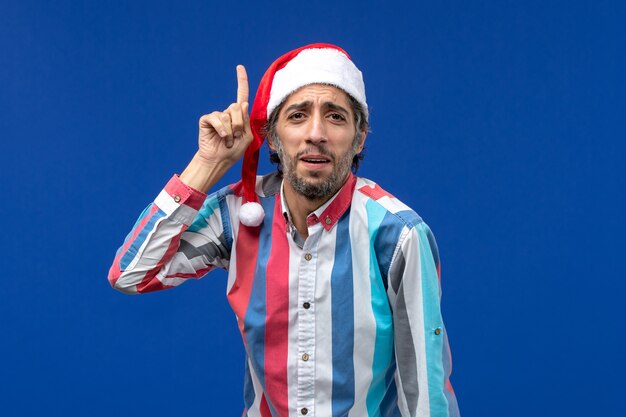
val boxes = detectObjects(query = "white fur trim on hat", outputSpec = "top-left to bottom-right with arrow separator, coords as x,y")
267,48 -> 368,120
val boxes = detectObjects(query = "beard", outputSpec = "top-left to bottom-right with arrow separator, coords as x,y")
273,137 -> 360,200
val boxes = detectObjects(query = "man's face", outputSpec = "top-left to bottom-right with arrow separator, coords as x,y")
271,84 -> 366,200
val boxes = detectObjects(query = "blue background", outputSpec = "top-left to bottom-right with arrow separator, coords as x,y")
1,1 -> 624,416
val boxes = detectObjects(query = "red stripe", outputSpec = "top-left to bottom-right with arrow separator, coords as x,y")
262,199 -> 290,416
108,204 -> 160,287
260,395 -> 272,417
230,180 -> 244,196
446,378 -> 456,394
318,174 -> 356,231
164,175 -> 207,210
228,220 -> 261,340
164,267 -> 213,279
358,183 -> 395,201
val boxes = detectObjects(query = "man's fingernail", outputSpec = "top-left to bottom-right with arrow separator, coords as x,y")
234,132 -> 242,138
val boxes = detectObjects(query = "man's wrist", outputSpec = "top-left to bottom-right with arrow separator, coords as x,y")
179,152 -> 231,193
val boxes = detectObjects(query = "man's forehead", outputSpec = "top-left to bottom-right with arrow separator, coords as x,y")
281,84 -> 352,108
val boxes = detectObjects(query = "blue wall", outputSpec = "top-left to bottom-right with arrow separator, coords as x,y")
1,1 -> 624,415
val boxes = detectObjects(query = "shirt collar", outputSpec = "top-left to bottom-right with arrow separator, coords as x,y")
281,173 -> 356,232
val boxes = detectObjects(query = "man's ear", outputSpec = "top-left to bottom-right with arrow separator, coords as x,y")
356,130 -> 367,153
267,139 -> 276,152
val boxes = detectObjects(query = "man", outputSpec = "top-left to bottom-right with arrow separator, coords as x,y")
109,43 -> 460,417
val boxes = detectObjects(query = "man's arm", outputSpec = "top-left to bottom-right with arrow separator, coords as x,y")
108,177 -> 218,293
108,66 -> 253,294
389,222 -> 460,417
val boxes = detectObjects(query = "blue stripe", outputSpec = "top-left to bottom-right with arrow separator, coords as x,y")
425,226 -> 440,272
442,326 -> 460,417
242,357 -> 256,411
395,209 -> 423,229
373,211 -> 405,288
379,359 -> 401,417
115,205 -> 151,259
330,210 -> 355,416
365,200 -> 395,416
119,206 -> 166,270
217,187 -> 234,251
132,204 -> 152,230
187,195 -> 219,233
242,195 -> 276,415
416,223 -> 449,416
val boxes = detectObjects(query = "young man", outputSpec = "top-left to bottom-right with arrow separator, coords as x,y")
109,43 -> 460,417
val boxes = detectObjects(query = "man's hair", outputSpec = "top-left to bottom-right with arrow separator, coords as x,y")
263,90 -> 370,174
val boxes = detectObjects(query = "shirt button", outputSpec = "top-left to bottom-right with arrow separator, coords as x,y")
302,353 -> 309,361
434,327 -> 442,335
325,216 -> 332,225
304,253 -> 312,261
303,302 -> 311,309
173,195 -> 181,203
301,408 -> 308,415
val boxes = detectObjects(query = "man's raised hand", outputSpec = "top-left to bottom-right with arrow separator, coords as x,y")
197,65 -> 253,165
180,65 -> 253,192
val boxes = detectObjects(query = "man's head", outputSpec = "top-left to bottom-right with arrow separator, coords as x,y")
265,85 -> 369,172
265,84 -> 368,200
239,43 -> 369,226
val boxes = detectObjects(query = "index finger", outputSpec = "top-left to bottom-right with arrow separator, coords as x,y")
236,65 -> 249,104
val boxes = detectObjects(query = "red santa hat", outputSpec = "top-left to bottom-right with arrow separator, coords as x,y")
239,43 -> 368,227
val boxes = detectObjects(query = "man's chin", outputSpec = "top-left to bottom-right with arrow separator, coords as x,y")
287,169 -> 352,201
300,171 -> 325,181
297,165 -> 330,179
287,174 -> 333,200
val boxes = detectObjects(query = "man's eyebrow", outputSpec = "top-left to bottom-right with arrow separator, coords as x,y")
283,101 -> 313,113
283,100 -> 350,115
326,102 -> 350,115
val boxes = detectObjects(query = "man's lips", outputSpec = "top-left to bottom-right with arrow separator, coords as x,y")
299,154 -> 332,164
298,154 -> 332,171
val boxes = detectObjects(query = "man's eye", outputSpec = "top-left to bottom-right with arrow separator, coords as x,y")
289,112 -> 305,120
329,113 -> 346,121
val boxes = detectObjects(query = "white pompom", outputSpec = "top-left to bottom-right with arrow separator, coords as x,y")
239,202 -> 265,227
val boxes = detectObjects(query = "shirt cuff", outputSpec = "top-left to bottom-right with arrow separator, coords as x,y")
154,175 -> 208,225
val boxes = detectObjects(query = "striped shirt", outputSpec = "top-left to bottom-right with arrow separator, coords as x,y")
109,172 -> 460,417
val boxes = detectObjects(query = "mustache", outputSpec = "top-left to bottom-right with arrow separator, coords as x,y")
295,146 -> 336,161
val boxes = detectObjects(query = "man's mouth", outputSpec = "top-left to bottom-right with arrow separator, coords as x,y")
299,154 -> 332,165
301,157 -> 330,164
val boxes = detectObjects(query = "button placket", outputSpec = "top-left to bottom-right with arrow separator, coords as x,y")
296,228 -> 320,416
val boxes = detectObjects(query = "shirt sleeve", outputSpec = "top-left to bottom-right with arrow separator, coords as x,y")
388,222 -> 460,417
108,175 -> 232,294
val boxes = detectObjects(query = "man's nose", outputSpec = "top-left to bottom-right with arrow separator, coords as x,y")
306,114 -> 327,144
